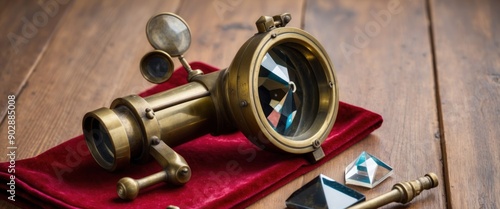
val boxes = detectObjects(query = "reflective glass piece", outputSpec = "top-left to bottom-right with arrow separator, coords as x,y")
147,14 -> 191,56
258,45 -> 318,136
286,174 -> 365,209
144,54 -> 170,78
345,151 -> 393,188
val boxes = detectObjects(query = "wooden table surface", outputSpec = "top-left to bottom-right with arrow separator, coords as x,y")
1,0 -> 499,208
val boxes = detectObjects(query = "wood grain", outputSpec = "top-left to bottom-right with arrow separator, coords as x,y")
176,0 -> 303,69
431,0 -> 500,208
0,0 -> 71,123
0,1 -> 180,208
0,0 -> 181,160
298,0 -> 446,208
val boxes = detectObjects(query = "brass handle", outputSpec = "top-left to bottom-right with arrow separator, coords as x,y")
116,139 -> 191,200
348,173 -> 439,209
117,170 -> 168,200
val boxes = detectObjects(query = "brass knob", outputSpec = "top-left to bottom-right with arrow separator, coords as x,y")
348,173 -> 439,209
117,170 -> 168,200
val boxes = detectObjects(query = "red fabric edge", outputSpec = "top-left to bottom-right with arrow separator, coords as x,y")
235,102 -> 382,208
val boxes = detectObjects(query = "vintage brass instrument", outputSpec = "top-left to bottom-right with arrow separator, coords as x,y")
348,173 -> 439,209
82,13 -> 338,200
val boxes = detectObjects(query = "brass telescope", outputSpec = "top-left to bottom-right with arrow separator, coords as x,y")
82,13 -> 339,200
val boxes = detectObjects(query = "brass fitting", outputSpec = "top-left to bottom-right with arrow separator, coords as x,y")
348,173 -> 439,209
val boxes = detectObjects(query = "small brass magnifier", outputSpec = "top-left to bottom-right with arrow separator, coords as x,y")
83,12 -> 339,200
142,13 -> 203,82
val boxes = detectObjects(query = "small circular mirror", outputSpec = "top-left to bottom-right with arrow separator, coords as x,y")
140,50 -> 175,84
146,13 -> 191,57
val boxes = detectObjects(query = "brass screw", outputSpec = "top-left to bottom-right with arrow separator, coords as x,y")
180,167 -> 189,176
312,140 -> 321,149
145,108 -> 155,119
240,100 -> 248,107
151,136 -> 160,145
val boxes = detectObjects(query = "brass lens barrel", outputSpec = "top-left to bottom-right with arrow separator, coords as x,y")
83,81 -> 216,171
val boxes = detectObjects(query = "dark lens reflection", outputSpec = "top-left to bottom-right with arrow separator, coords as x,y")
145,55 -> 169,78
86,117 -> 114,164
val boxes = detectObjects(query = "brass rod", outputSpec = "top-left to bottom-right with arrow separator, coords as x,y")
117,170 -> 168,200
348,173 -> 439,209
348,190 -> 400,209
178,55 -> 193,72
136,171 -> 168,189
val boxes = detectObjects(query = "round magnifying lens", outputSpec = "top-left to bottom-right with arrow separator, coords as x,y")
146,13 -> 191,57
140,50 -> 175,84
226,27 -> 338,154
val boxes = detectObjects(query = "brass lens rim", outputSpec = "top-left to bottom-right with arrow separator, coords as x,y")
83,108 -> 130,171
111,95 -> 161,164
226,27 -> 339,153
140,50 -> 175,84
145,12 -> 191,57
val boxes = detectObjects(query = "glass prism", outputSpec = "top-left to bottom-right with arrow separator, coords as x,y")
345,151 -> 393,188
286,174 -> 365,209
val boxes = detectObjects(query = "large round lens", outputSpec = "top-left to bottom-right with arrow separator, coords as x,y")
258,44 -> 319,137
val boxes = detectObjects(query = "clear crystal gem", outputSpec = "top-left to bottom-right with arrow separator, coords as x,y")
258,47 -> 302,136
286,174 -> 365,209
345,151 -> 393,188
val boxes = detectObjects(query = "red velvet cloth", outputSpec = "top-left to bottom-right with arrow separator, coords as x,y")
0,62 -> 382,209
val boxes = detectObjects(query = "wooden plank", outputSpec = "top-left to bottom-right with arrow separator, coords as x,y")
0,0 -> 71,123
295,0 -> 446,208
176,0 -> 303,69
431,0 -> 500,208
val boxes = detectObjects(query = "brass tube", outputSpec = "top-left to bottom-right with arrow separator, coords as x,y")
113,106 -> 144,157
83,79 -> 218,171
145,82 -> 210,111
154,96 -> 216,146
136,171 -> 167,189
